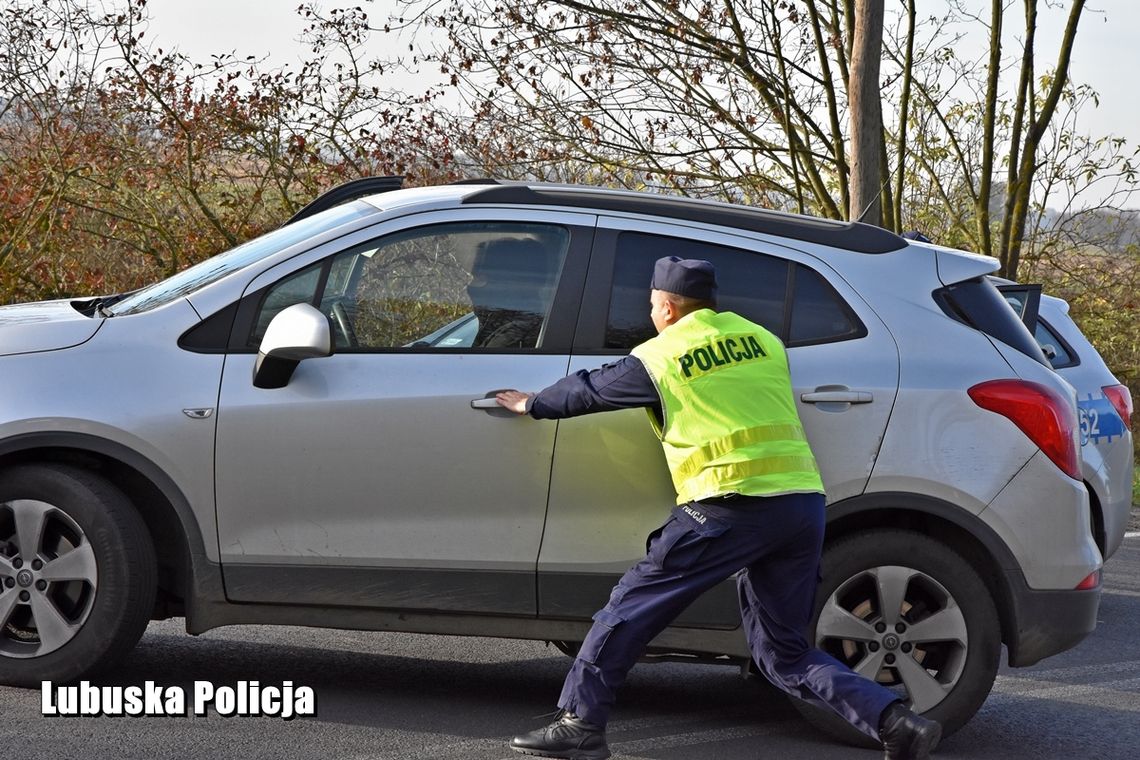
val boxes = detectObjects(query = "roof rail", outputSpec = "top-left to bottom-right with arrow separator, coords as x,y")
461,183 -> 906,254
284,176 -> 405,226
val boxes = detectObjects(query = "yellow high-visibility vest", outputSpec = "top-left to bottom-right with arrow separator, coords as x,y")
630,309 -> 825,504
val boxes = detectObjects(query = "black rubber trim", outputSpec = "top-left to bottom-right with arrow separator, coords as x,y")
538,571 -> 740,629
222,565 -> 536,616
1002,580 -> 1099,666
461,184 -> 908,254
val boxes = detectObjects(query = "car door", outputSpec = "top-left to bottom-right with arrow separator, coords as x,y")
213,208 -> 594,616
537,218 -> 900,624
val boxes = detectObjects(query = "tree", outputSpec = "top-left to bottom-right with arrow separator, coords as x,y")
0,0 -> 459,304
848,0 -> 885,225
396,0 -> 1127,277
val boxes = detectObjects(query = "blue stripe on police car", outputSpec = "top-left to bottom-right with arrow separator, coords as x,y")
1079,392 -> 1126,446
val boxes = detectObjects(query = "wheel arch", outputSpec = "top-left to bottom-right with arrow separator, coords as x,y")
824,492 -> 1020,663
0,432 -> 213,620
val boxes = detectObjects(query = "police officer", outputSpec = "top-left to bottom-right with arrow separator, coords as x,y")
496,257 -> 942,760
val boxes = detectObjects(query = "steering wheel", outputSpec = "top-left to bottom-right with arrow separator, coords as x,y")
331,301 -> 358,348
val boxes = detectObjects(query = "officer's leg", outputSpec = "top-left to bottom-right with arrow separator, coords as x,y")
736,493 -> 898,740
558,509 -> 752,728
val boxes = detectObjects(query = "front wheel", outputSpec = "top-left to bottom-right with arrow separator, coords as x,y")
792,529 -> 1001,747
0,464 -> 156,687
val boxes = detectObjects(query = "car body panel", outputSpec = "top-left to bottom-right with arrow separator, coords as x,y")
845,251 -> 1041,513
0,300 -> 224,560
0,299 -> 104,356
980,450 -> 1099,589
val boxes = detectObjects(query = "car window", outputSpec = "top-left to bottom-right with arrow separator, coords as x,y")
603,232 -> 864,350
249,263 -> 323,346
787,264 -> 864,346
1035,319 -> 1076,369
108,202 -> 373,316
606,232 -> 789,349
249,222 -> 570,351
934,278 -> 1049,366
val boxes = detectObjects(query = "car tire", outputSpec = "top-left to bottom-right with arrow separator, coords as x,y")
0,464 -> 156,687
790,529 -> 1000,747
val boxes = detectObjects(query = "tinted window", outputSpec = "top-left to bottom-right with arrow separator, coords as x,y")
250,222 -> 570,351
606,232 -> 788,349
604,232 -> 864,350
788,264 -> 863,346
934,278 -> 1049,365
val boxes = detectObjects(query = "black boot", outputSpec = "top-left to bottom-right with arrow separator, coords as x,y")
509,710 -> 611,760
879,702 -> 942,760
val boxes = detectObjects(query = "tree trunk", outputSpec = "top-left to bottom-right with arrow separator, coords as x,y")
848,0 -> 885,225
999,0 -> 1085,278
977,0 -> 1003,259
892,0 -> 916,232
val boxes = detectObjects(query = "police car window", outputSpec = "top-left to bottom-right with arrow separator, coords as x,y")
606,232 -> 789,349
251,222 -> 570,351
787,264 -> 864,346
1035,320 -> 1075,369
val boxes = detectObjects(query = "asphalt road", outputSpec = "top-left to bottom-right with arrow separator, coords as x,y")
2,535 -> 1139,760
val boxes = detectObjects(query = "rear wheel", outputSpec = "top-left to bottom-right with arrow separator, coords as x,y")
792,530 -> 1000,747
0,464 -> 156,686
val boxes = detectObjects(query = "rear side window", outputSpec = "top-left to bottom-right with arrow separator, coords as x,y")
1036,319 -> 1077,369
788,265 -> 863,345
934,278 -> 1049,365
604,231 -> 864,349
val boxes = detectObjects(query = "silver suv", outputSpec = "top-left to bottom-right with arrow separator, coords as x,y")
0,182 -> 1102,744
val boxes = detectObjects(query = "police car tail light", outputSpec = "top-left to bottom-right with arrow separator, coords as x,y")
1075,569 -> 1101,591
1103,384 -> 1132,430
968,379 -> 1081,480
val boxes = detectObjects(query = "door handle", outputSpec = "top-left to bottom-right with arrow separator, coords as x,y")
471,389 -> 517,418
801,390 -> 873,404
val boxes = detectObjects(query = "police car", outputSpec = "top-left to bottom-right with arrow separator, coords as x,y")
993,278 -> 1134,561
0,180 -> 1108,748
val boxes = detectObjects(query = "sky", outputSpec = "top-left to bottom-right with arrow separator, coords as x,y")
144,0 -> 1140,207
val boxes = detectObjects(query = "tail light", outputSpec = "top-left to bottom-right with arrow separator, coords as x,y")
1102,384 -> 1133,430
1075,570 -> 1101,590
968,379 -> 1081,479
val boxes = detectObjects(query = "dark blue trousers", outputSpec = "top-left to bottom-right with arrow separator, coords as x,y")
557,492 -> 899,740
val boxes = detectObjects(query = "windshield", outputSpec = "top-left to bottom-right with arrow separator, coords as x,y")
106,202 -> 375,316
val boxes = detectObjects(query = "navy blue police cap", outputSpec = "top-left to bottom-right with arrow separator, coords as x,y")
651,256 -> 718,301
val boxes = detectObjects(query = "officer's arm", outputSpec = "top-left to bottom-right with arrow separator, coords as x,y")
520,355 -> 662,420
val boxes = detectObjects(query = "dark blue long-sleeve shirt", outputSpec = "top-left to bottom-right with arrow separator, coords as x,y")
526,355 -> 663,423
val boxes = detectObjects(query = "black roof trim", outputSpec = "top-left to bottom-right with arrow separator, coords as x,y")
460,184 -> 906,254
285,175 -> 405,226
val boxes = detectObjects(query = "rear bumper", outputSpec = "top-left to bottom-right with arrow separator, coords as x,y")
1005,569 -> 1101,666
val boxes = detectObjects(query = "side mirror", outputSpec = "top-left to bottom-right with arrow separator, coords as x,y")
253,303 -> 333,389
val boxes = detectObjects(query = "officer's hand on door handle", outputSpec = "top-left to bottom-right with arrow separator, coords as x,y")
495,389 -> 534,415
